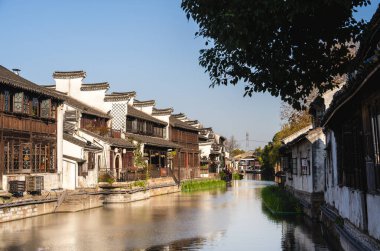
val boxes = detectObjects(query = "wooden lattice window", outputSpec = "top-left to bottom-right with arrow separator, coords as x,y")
40,99 -> 51,118
300,158 -> 309,175
281,157 -> 289,172
13,92 -> 23,113
291,158 -> 297,175
3,90 -> 11,112
21,143 -> 31,171
23,95 -> 29,114
370,101 -> 380,191
51,102 -> 56,119
32,98 -> 39,116
339,117 -> 365,190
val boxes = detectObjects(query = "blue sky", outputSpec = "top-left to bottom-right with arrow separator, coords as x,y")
0,0 -> 378,149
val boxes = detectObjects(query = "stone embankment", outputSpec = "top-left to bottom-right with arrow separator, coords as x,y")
0,177 -> 180,223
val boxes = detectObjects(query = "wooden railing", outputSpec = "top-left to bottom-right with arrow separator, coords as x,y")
0,113 -> 56,134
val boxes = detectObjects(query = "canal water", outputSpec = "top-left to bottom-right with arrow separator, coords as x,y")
0,175 -> 338,251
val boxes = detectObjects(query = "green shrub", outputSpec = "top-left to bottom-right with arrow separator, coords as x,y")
181,179 -> 226,192
261,185 -> 302,214
98,173 -> 115,184
232,172 -> 242,180
219,171 -> 227,180
133,180 -> 147,188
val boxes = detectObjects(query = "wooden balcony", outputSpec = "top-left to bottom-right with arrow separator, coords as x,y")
0,113 -> 56,135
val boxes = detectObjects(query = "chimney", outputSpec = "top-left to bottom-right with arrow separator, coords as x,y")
12,69 -> 21,75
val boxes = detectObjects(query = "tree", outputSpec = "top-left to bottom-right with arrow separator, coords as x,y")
182,0 -> 370,109
231,148 -> 245,157
225,135 -> 240,153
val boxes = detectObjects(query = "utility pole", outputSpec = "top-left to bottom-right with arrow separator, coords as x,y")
246,132 -> 249,149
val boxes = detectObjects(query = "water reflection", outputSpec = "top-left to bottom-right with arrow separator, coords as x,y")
0,178 -> 340,251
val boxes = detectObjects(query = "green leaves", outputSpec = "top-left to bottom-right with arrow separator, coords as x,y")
182,0 -> 371,109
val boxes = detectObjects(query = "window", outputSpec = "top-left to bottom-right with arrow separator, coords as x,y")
281,157 -> 289,172
291,158 -> 297,175
87,152 -> 95,170
338,116 -> 365,190
32,98 -> 39,116
13,92 -> 23,113
40,99 -> 51,118
300,158 -> 309,175
3,141 -> 55,174
51,102 -> 56,119
23,95 -> 29,114
21,143 -> 31,171
4,90 -> 10,112
370,101 -> 380,191
3,142 -> 9,172
13,144 -> 20,171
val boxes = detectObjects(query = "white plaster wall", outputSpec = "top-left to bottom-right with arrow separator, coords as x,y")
56,104 -> 64,188
77,168 -> 98,188
79,90 -> 108,112
62,160 -> 76,190
62,140 -> 83,190
103,101 -> 113,114
307,130 -> 326,192
63,140 -> 83,159
366,194 -> 380,240
289,141 -> 313,193
324,130 -> 366,231
142,106 -> 153,115
200,143 -> 212,158
55,78 -> 82,97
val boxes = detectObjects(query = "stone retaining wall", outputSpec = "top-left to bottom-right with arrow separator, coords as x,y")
0,201 -> 56,223
104,185 -> 180,203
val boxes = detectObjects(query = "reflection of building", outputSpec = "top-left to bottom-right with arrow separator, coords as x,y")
321,7 -> 380,246
0,66 -> 65,190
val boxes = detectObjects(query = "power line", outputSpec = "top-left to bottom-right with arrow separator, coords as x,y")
236,139 -> 269,143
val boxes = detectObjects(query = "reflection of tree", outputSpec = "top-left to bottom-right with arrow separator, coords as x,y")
145,236 -> 206,251
261,202 -> 339,250
145,231 -> 226,251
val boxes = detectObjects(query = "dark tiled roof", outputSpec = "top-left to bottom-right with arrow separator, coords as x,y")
80,82 -> 109,91
125,133 -> 180,149
172,113 -> 186,120
322,6 -> 380,126
152,107 -> 173,115
186,120 -> 199,125
128,105 -> 167,126
53,71 -> 86,79
104,91 -> 136,102
64,95 -> 111,119
63,133 -> 102,151
80,129 -> 135,149
0,66 -> 66,101
169,116 -> 200,132
133,99 -> 155,107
